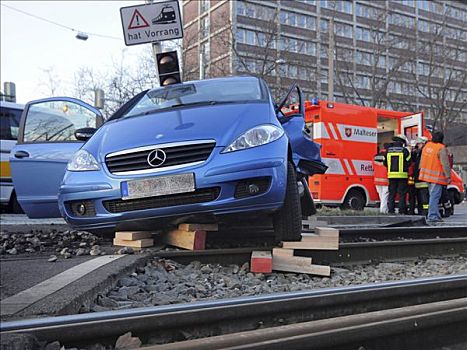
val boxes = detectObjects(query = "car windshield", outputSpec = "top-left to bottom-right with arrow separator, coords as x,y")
122,78 -> 266,118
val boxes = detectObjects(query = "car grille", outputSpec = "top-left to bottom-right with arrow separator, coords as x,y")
106,141 -> 216,175
103,187 -> 220,213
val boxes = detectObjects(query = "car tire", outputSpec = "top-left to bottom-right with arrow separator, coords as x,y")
10,192 -> 24,214
341,189 -> 365,211
273,162 -> 302,242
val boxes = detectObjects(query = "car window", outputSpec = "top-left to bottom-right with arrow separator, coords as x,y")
0,106 -> 22,140
23,100 -> 99,142
123,78 -> 265,118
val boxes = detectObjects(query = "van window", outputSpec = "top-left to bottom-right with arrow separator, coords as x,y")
23,101 -> 98,142
0,107 -> 22,140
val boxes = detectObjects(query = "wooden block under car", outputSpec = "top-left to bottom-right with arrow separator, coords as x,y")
163,229 -> 207,250
115,231 -> 153,241
273,254 -> 313,267
272,247 -> 294,257
178,223 -> 218,232
250,251 -> 272,273
113,237 -> 154,248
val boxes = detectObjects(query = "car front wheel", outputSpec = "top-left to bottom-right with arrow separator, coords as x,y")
273,162 -> 302,242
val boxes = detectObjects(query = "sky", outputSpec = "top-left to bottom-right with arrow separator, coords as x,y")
1,0 -> 154,103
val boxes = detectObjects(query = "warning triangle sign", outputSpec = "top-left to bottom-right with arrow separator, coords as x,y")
128,9 -> 150,29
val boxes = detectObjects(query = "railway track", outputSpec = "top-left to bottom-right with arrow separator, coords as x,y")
2,274 -> 466,349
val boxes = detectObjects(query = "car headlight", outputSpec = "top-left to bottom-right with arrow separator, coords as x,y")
67,150 -> 100,171
223,125 -> 284,153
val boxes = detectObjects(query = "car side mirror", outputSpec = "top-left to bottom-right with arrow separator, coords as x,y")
75,127 -> 97,141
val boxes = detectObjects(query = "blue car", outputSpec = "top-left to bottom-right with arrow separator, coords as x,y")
10,77 -> 326,240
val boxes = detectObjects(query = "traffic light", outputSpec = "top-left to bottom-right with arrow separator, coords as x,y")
156,51 -> 181,86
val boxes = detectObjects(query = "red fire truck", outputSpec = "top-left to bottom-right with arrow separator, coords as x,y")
303,99 -> 464,211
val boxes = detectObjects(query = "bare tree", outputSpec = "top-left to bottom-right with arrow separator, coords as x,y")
409,15 -> 467,132
38,66 -> 62,96
333,7 -> 417,108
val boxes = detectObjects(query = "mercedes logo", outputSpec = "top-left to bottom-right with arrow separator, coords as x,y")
147,149 -> 167,167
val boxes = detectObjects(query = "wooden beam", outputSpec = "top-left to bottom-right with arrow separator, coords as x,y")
272,256 -> 330,276
273,254 -> 312,267
282,237 -> 339,250
250,251 -> 272,273
272,248 -> 294,257
178,223 -> 218,232
115,231 -> 153,241
113,237 -> 154,248
163,229 -> 206,250
315,227 -> 339,237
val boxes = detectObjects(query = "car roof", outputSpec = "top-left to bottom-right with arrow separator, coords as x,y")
0,101 -> 25,110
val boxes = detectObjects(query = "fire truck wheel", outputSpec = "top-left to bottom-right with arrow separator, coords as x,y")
273,162 -> 302,241
341,189 -> 365,211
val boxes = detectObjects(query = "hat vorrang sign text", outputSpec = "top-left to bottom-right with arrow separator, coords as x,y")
127,28 -> 180,41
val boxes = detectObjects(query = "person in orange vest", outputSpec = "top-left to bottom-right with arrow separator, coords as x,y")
419,131 -> 451,222
373,147 -> 389,213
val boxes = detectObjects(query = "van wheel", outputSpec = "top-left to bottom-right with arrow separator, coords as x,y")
341,189 -> 365,211
273,162 -> 302,242
10,193 -> 24,214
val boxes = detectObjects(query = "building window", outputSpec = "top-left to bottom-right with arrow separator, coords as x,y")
321,0 -> 352,14
246,30 -> 255,45
306,15 -> 316,30
257,32 -> 266,47
237,1 -> 245,15
356,27 -> 370,42
297,14 -> 306,28
356,75 -> 369,89
389,13 -> 415,28
306,42 -> 316,55
280,11 -> 287,24
320,19 -> 328,32
335,22 -> 353,38
236,29 -> 245,44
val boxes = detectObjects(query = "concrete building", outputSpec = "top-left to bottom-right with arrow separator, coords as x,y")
182,0 -> 467,124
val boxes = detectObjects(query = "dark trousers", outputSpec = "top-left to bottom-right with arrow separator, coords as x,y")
416,187 -> 429,216
407,185 -> 416,214
388,178 -> 408,214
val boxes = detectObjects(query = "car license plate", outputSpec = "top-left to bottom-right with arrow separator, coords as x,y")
121,173 -> 195,200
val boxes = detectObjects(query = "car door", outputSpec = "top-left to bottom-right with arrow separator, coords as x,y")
10,97 -> 103,218
276,83 -> 326,176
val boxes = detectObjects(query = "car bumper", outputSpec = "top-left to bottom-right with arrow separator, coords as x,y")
58,139 -> 288,231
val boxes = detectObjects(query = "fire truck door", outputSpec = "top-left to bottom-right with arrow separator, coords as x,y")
401,113 -> 423,143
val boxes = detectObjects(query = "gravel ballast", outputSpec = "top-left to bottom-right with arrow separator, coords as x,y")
91,254 -> 467,312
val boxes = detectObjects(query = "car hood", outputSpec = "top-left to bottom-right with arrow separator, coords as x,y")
89,102 -> 275,160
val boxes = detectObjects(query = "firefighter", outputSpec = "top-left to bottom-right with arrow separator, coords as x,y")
384,135 -> 411,214
413,136 -> 429,216
419,131 -> 451,222
407,141 -> 417,215
373,147 -> 389,213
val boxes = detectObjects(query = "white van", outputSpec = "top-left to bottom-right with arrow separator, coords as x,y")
1,101 -> 24,212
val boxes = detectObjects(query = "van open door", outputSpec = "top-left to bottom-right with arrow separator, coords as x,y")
401,112 -> 423,143
10,97 -> 103,218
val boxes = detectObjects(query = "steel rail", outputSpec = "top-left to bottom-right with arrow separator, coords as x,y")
1,274 -> 466,348
335,225 -> 467,241
155,236 -> 467,265
144,298 -> 467,350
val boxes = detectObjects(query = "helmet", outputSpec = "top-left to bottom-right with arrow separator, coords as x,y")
392,134 -> 409,145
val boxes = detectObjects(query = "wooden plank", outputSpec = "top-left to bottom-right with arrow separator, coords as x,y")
115,231 -> 153,241
315,227 -> 339,237
113,238 -> 154,248
250,251 -> 272,273
281,238 -> 339,250
178,223 -> 218,232
163,229 -> 206,250
272,254 -> 312,267
301,234 -> 339,245
272,248 -> 294,257
272,259 -> 330,276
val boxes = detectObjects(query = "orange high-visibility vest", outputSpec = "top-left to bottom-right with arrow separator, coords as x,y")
373,157 -> 388,186
419,141 -> 449,185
